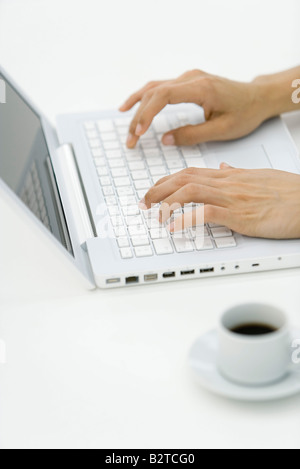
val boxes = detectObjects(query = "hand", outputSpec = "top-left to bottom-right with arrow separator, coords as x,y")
140,164 -> 300,240
119,69 -> 271,148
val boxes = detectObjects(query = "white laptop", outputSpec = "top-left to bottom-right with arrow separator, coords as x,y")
1,65 -> 300,289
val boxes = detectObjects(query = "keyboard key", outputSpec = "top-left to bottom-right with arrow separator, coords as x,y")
117,187 -> 134,196
89,139 -> 101,148
190,226 -> 209,238
150,228 -> 169,239
208,223 -> 223,228
97,167 -> 109,176
152,175 -> 165,184
103,186 -> 114,196
185,158 -> 207,169
132,170 -> 149,180
128,225 -> 147,236
211,227 -> 233,238
100,177 -> 111,186
117,237 -> 130,248
173,236 -> 194,253
163,149 -> 181,159
114,226 -> 127,237
153,238 -> 173,255
195,237 -> 214,251
134,179 -> 151,190
131,236 -> 150,247
111,168 -> 128,178
182,147 -> 202,158
126,154 -> 143,162
122,205 -> 140,216
167,160 -> 184,170
215,237 -> 237,249
92,148 -> 104,157
97,120 -> 114,132
120,247 -> 133,259
145,218 -> 161,229
108,206 -> 120,216
135,246 -> 153,257
119,195 -> 137,206
106,150 -> 123,159
141,140 -> 158,149
126,215 -> 143,226
109,159 -> 125,168
128,161 -> 145,171
147,157 -> 164,166
114,177 -> 131,187
101,131 -> 117,141
94,157 -> 106,166
144,148 -> 161,158
115,117 -> 132,126
150,166 -> 167,176
104,141 -> 120,150
86,130 -> 98,139
84,121 -> 96,130
137,189 -> 148,199
111,216 -> 123,227
106,196 -> 117,206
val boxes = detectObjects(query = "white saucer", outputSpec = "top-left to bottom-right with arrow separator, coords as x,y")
188,329 -> 300,402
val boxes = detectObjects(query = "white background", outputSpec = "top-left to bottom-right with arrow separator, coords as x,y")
0,0 -> 300,449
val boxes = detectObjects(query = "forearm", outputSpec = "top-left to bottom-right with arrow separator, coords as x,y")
253,66 -> 300,119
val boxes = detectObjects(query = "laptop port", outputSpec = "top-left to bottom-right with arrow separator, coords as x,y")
181,270 -> 195,276
200,268 -> 215,274
106,278 -> 121,285
252,263 -> 260,267
144,274 -> 158,282
163,272 -> 176,279
126,276 -> 139,285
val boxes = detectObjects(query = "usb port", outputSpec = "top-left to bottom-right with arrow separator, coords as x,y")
200,268 -> 214,274
144,274 -> 158,282
106,278 -> 121,284
126,276 -> 139,285
163,272 -> 176,279
181,270 -> 195,276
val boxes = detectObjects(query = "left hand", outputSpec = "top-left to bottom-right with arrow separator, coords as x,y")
140,164 -> 300,240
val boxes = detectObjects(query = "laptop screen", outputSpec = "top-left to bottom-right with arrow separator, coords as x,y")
0,73 -> 73,254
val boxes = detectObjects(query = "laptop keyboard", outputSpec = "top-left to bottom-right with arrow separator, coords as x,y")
20,162 -> 51,230
84,114 -> 236,259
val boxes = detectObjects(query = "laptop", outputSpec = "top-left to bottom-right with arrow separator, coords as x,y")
1,65 -> 300,289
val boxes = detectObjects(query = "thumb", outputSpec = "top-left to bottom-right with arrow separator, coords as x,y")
162,118 -> 227,146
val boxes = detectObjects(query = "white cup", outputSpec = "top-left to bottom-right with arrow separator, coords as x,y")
217,303 -> 292,387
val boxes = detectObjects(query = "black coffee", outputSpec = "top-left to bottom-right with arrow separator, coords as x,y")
231,323 -> 277,336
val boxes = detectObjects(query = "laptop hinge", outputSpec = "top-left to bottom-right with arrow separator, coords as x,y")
54,144 -> 95,245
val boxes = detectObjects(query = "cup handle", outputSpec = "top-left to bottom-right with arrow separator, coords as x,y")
289,329 -> 300,372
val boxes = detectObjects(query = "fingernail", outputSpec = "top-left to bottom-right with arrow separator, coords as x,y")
167,222 -> 175,232
162,134 -> 175,146
135,124 -> 143,136
138,198 -> 147,210
126,133 -> 135,147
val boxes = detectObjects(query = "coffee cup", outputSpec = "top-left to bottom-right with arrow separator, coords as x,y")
217,303 -> 294,387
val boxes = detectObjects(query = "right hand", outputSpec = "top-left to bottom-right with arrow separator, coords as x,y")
119,69 -> 272,148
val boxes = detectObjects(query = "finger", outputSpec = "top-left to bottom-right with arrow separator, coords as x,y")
160,183 -> 229,222
153,168 -> 232,189
126,93 -> 154,148
162,117 -> 230,146
142,172 -> 227,209
119,81 -> 167,112
168,204 -> 232,232
133,81 -> 207,136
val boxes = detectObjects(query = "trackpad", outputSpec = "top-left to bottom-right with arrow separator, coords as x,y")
207,146 -> 272,169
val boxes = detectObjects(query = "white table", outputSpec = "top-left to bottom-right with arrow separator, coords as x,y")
0,0 -> 300,449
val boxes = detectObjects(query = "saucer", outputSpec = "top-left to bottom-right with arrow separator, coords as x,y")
188,329 -> 300,402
